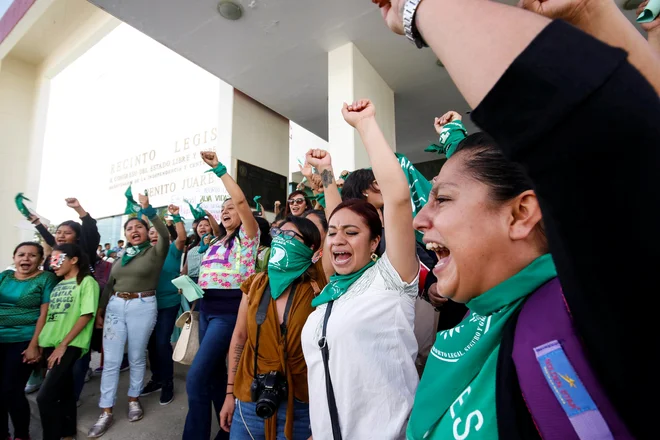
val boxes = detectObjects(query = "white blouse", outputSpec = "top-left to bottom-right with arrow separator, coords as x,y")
302,253 -> 419,440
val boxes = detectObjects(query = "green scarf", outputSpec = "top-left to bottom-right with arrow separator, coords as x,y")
121,241 -> 152,266
124,186 -> 141,215
253,195 -> 262,212
395,153 -> 432,244
185,199 -> 206,220
14,193 -> 32,219
637,0 -> 660,23
407,254 -> 557,440
314,193 -> 326,208
267,236 -> 314,299
205,162 -> 228,178
424,120 -> 468,159
198,234 -> 214,254
311,259 -> 376,307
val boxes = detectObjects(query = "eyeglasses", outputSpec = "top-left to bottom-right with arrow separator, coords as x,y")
270,227 -> 304,241
288,197 -> 306,205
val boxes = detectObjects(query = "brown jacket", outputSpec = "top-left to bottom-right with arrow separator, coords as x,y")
236,266 -> 325,439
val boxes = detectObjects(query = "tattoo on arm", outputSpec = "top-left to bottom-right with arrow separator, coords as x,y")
232,343 -> 244,374
321,169 -> 335,188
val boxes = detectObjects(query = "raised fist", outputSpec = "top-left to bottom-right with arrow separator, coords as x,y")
341,99 -> 376,128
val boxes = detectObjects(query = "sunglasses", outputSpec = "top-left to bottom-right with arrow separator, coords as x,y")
270,227 -> 304,241
288,198 -> 306,205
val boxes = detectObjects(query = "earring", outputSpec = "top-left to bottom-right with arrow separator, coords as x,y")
370,253 -> 379,262
363,193 -> 368,197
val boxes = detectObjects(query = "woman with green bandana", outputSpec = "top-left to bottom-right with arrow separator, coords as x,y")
88,191 -> 169,438
185,151 -> 260,440
301,99 -> 420,440
182,212 -> 221,284
218,215 -> 325,440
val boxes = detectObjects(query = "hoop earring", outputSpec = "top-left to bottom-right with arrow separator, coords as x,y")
370,253 -> 379,262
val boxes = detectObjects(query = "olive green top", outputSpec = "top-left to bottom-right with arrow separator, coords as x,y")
99,214 -> 170,310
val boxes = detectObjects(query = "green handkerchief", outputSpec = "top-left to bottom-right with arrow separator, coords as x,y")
638,0 -> 660,23
171,275 -> 205,302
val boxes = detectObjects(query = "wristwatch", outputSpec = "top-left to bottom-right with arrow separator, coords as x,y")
403,0 -> 428,49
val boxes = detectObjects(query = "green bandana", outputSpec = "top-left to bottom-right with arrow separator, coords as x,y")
197,234 -> 214,254
121,241 -> 152,266
205,162 -> 228,178
124,186 -> 141,215
14,193 -> 32,219
407,254 -> 557,440
314,193 -> 326,208
637,0 -> 660,23
185,199 -> 206,220
311,259 -> 376,307
425,120 -> 468,159
267,236 -> 314,299
253,195 -> 262,212
395,153 -> 432,244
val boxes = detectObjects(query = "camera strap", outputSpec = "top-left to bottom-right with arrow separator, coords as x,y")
319,300 -> 342,440
253,279 -> 298,380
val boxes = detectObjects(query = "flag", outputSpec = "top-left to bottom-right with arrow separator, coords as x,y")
184,199 -> 206,220
124,185 -> 141,215
395,153 -> 432,243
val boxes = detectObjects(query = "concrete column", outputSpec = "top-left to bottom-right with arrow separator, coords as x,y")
328,43 -> 396,173
0,56 -> 40,267
231,89 -> 290,219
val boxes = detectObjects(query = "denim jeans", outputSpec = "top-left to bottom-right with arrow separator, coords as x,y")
147,304 -> 179,385
99,294 -> 157,408
73,350 -> 91,401
0,341 -> 33,439
230,399 -> 312,440
183,310 -> 237,440
37,346 -> 82,440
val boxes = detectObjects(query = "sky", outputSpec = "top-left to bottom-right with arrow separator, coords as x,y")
0,0 -> 12,20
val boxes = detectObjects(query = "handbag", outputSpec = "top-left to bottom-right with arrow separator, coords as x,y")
172,302 -> 199,365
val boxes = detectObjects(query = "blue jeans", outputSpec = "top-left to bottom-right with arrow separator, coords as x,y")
73,350 -> 91,401
230,399 -> 312,440
99,295 -> 158,408
183,310 -> 237,440
147,305 -> 179,385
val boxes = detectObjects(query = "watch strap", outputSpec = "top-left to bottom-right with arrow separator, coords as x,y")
403,0 -> 428,49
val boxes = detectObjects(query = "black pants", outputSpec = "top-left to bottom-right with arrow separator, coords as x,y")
0,341 -> 34,440
37,346 -> 82,440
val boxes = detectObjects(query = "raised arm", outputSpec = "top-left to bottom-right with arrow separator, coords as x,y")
66,198 -> 101,261
520,0 -> 660,93
138,192 -> 170,258
169,204 -> 187,251
343,99 -> 418,282
219,294 -> 249,432
204,210 -> 222,237
201,152 -> 259,239
30,214 -> 56,248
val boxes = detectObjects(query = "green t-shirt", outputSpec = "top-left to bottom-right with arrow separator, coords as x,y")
156,242 -> 183,310
38,275 -> 99,355
0,270 -> 58,343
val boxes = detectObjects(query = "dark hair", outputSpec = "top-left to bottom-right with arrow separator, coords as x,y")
329,199 -> 382,241
124,217 -> 149,231
118,240 -> 124,245
453,132 -> 534,202
219,198 -> 241,247
14,241 -> 44,259
302,209 -> 328,233
56,221 -> 82,241
453,132 -> 546,243
341,169 -> 378,202
285,190 -> 312,216
255,216 -> 272,248
52,243 -> 92,285
279,215 -> 322,252
104,243 -> 110,247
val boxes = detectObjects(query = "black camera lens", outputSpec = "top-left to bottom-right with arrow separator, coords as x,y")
255,396 -> 278,419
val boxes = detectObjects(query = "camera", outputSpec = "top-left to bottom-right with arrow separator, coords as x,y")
250,371 -> 288,419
